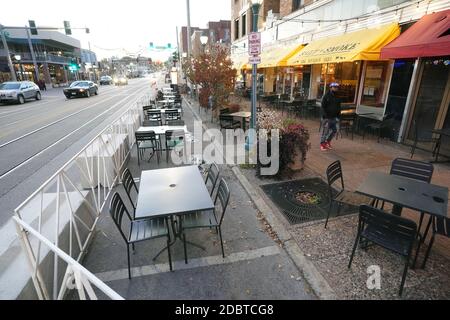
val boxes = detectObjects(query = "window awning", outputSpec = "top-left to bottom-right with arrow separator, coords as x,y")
380,10 -> 450,59
259,43 -> 305,68
287,23 -> 400,65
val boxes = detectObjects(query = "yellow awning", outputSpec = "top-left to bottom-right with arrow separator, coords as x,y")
259,43 -> 305,68
287,23 -> 400,65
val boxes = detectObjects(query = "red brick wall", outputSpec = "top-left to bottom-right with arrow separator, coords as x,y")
280,0 -> 314,18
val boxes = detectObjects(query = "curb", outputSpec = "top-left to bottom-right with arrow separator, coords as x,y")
231,166 -> 337,300
183,96 -> 337,300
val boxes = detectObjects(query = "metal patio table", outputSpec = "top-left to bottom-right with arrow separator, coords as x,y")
356,171 -> 448,248
134,165 -> 215,260
430,128 -> 450,163
137,125 -> 188,135
229,111 -> 251,130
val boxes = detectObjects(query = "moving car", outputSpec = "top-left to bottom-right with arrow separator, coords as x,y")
99,76 -> 113,85
64,81 -> 98,99
113,76 -> 128,86
0,81 -> 41,104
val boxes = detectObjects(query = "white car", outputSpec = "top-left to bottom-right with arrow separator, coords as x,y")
0,81 -> 41,104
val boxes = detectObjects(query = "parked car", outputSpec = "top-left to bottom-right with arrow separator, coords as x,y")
113,76 -> 128,86
0,81 -> 41,104
99,76 -> 113,85
64,81 -> 98,99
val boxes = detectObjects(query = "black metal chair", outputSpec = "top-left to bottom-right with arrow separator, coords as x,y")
165,109 -> 181,123
146,110 -> 162,126
165,129 -> 185,162
348,205 -> 417,296
389,158 -> 434,251
338,113 -> 357,140
362,113 -> 395,143
167,119 -> 185,126
142,105 -> 155,113
180,178 -> 230,263
135,131 -> 160,165
122,168 -> 139,216
415,215 -> 449,269
410,119 -> 439,159
205,162 -> 220,196
109,192 -> 172,279
219,114 -> 241,130
390,158 -> 434,183
324,160 -> 373,228
142,120 -> 160,127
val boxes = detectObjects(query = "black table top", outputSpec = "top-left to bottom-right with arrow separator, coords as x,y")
356,172 -> 448,217
135,166 -> 214,220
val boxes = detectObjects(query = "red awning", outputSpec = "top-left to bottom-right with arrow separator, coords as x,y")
381,10 -> 450,59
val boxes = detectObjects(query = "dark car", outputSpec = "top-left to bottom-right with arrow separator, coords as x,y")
64,81 -> 98,99
99,76 -> 113,85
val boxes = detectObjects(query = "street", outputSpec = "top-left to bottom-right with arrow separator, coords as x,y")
0,78 -> 153,280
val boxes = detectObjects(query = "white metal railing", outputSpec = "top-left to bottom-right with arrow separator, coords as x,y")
13,93 -> 146,300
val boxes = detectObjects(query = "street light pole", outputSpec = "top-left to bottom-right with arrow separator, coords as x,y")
25,26 -> 40,82
0,25 -> 17,81
249,1 -> 261,148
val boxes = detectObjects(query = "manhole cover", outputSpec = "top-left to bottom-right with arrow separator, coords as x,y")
261,178 -> 358,225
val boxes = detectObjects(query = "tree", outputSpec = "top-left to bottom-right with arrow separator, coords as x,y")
183,44 -> 236,120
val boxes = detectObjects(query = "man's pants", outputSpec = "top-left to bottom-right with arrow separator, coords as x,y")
321,118 -> 338,144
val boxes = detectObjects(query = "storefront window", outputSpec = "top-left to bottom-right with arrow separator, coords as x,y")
293,65 -> 311,99
310,62 -> 360,103
360,61 -> 391,108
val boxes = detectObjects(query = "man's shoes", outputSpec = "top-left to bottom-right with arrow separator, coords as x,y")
320,143 -> 329,151
325,141 -> 332,149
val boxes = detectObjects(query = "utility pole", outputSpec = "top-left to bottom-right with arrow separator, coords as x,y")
186,0 -> 192,59
25,26 -> 40,82
0,24 -> 17,81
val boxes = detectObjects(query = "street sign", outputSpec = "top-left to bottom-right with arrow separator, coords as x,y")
248,32 -> 261,56
249,55 -> 261,65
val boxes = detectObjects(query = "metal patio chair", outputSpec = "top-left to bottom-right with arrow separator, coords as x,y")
164,129 -> 185,162
146,110 -> 162,126
109,192 -> 173,279
180,178 -> 230,263
348,205 -> 417,296
414,215 -> 449,269
135,131 -> 160,165
122,168 -> 139,216
324,160 -> 373,228
205,162 -> 220,196
409,120 -> 440,159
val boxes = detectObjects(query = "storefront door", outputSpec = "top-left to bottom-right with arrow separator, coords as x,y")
406,58 -> 450,149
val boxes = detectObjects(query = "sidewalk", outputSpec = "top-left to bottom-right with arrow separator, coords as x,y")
187,97 -> 450,300
79,96 -> 317,300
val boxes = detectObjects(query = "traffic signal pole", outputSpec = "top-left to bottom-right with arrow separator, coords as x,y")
0,24 -> 17,81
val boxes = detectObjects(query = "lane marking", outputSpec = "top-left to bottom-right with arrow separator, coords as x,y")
0,94 -> 120,148
0,83 -> 150,180
95,245 -> 281,282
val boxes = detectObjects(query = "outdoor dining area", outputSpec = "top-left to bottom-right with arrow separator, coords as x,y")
107,86 -> 232,280
322,157 -> 449,296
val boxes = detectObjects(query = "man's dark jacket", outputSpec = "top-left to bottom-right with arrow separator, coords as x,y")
321,91 -> 341,119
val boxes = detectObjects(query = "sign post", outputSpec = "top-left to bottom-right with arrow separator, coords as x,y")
246,31 -> 261,152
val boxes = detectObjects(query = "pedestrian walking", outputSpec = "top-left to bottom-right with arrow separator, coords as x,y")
320,82 -> 341,151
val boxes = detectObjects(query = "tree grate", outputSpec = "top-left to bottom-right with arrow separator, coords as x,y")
261,178 -> 358,225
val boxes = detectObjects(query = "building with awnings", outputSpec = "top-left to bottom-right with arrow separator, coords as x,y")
231,0 -> 449,121
380,9 -> 450,156
287,23 -> 400,117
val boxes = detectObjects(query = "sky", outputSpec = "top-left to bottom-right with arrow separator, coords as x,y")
1,0 -> 231,61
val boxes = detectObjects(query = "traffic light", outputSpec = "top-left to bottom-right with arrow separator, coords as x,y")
167,43 -> 171,49
29,20 -> 38,35
64,21 -> 72,35
150,42 -> 154,48
172,51 -> 179,62
85,28 -> 90,34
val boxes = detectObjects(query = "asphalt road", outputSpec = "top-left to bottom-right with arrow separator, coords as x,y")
0,77 -> 154,228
